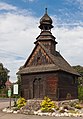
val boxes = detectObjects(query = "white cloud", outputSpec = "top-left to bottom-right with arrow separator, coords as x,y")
0,2 -> 17,11
65,0 -> 83,4
53,26 -> 83,66
0,3 -> 39,82
0,2 -> 33,16
0,2 -> 83,82
65,0 -> 83,9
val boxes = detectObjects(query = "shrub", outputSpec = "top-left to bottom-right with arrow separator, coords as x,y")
78,86 -> 83,101
75,104 -> 82,109
40,96 -> 56,112
59,109 -> 65,113
16,97 -> 27,108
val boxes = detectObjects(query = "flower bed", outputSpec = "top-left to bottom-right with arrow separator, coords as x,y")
2,97 -> 83,117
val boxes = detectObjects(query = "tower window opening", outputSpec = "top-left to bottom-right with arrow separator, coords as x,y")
45,26 -> 48,30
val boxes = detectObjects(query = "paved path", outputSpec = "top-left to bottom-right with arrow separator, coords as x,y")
0,99 -> 13,109
0,99 -> 83,119
0,112 -> 82,119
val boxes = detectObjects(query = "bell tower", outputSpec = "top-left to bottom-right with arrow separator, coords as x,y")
35,8 -> 57,54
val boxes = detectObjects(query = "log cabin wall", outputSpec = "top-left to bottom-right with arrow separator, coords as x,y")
57,71 -> 78,100
21,72 -> 59,100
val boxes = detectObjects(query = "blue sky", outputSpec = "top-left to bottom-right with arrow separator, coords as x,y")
0,0 -> 83,82
1,0 -> 83,25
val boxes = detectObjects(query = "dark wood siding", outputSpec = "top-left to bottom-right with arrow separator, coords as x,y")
46,76 -> 58,100
57,72 -> 78,100
21,71 -> 78,100
21,72 -> 58,100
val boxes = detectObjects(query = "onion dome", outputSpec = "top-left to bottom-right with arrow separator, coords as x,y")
40,8 -> 53,25
39,8 -> 53,30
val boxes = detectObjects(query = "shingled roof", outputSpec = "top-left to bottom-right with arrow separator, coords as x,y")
18,9 -> 79,77
18,42 -> 79,76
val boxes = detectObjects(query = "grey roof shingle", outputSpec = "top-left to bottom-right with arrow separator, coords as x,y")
18,42 -> 79,76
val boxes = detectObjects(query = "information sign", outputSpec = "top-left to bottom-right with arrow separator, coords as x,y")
13,84 -> 18,94
8,89 -> 11,97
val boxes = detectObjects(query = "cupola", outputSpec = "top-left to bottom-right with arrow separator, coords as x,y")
39,8 -> 53,31
35,8 -> 57,54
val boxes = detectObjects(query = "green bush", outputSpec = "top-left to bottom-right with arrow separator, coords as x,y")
78,86 -> 83,101
0,88 -> 7,98
16,97 -> 27,108
40,96 -> 56,112
75,104 -> 82,109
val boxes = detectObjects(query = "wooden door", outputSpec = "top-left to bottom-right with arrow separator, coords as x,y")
33,79 -> 39,98
33,78 -> 43,99
39,78 -> 43,98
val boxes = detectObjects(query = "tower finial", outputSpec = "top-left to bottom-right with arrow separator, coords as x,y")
45,8 -> 47,14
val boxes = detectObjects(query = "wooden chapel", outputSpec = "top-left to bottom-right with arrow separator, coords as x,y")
18,8 -> 79,100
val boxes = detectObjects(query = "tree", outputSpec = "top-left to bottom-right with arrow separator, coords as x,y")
72,65 -> 83,101
0,63 -> 9,89
72,65 -> 83,86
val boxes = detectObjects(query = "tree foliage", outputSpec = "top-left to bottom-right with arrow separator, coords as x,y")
72,65 -> 83,85
72,65 -> 83,101
0,63 -> 9,89
78,85 -> 83,101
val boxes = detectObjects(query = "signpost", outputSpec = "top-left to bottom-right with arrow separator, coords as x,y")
8,89 -> 12,109
5,79 -> 12,109
13,84 -> 18,106
8,89 -> 11,97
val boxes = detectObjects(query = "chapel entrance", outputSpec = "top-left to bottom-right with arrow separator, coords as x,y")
33,78 -> 43,99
